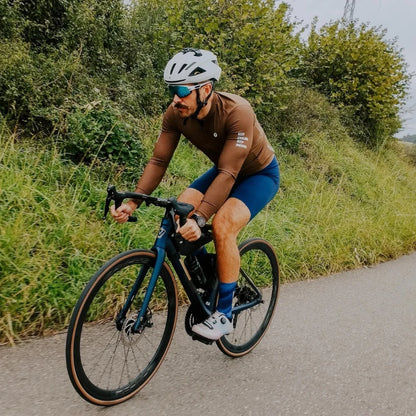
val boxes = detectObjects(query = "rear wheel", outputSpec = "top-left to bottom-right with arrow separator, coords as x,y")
66,249 -> 178,405
216,238 -> 279,357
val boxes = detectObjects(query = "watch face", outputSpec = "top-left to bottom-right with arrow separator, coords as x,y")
197,217 -> 206,227
192,214 -> 205,228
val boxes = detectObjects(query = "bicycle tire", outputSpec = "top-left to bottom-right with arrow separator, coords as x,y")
216,238 -> 279,357
66,249 -> 178,406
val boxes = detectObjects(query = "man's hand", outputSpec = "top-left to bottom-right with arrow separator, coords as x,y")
178,218 -> 202,242
110,201 -> 136,223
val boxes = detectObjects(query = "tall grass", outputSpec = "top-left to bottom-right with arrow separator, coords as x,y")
242,133 -> 416,279
0,132 -> 141,344
1,123 -> 416,344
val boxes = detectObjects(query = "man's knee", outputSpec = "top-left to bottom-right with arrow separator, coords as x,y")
212,210 -> 232,239
177,188 -> 204,207
212,198 -> 250,239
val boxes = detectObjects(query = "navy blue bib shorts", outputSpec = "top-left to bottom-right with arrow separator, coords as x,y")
189,156 -> 280,220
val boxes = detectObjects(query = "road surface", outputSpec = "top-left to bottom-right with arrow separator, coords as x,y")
1,253 -> 415,416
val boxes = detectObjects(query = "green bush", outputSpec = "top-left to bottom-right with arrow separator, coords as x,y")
0,0 -> 171,135
64,103 -> 146,171
300,21 -> 410,147
0,38 -> 99,133
110,0 -> 172,116
166,0 -> 302,117
15,0 -> 72,49
0,39 -> 34,121
262,85 -> 349,155
63,0 -> 125,71
0,0 -> 22,39
0,0 -> 412,189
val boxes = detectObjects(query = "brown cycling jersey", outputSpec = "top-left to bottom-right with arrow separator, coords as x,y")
134,92 -> 275,220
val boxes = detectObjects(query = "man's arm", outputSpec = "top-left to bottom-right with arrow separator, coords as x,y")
195,105 -> 254,220
131,131 -> 180,201
111,111 -> 180,223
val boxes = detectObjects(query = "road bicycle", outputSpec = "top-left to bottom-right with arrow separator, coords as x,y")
66,185 -> 280,406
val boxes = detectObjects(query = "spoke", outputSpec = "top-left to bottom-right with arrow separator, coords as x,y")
105,331 -> 123,389
84,327 -> 119,385
128,341 -> 143,378
240,267 -> 262,298
120,339 -> 131,387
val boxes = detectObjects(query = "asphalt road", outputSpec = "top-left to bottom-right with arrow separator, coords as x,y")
1,253 -> 415,416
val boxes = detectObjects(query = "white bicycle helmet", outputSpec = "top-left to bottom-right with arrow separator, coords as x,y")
164,48 -> 221,85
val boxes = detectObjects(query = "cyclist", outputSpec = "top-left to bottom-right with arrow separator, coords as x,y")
111,48 -> 280,340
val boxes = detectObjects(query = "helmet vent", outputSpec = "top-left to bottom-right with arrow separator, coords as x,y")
182,48 -> 202,57
170,63 -> 176,75
178,63 -> 187,74
189,67 -> 206,76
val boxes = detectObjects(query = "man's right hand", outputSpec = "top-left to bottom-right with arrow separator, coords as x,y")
110,201 -> 136,223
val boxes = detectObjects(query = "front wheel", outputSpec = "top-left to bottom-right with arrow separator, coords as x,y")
66,249 -> 178,406
216,238 -> 279,357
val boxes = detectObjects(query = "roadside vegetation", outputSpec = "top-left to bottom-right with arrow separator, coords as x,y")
1,0 -> 415,344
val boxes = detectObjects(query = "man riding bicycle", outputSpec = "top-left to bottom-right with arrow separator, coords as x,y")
111,48 -> 280,340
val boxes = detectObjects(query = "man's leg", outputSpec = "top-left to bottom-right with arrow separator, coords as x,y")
178,189 -> 251,283
191,197 -> 250,340
211,197 -> 251,284
189,159 -> 279,339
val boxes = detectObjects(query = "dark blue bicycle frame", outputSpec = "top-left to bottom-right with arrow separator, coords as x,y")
109,189 -> 263,334
116,210 -> 213,334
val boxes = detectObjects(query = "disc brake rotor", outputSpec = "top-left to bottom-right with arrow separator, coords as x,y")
120,309 -> 153,346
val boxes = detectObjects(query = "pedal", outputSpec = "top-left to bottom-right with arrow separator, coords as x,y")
191,333 -> 214,345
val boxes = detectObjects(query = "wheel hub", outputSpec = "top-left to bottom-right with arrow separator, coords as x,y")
120,309 -> 153,346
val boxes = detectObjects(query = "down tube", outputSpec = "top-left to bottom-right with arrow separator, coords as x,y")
132,218 -> 171,333
166,239 -> 212,318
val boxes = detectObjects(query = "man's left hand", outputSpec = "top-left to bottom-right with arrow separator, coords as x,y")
178,218 -> 202,242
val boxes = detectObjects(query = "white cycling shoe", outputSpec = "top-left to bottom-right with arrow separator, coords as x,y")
192,311 -> 233,340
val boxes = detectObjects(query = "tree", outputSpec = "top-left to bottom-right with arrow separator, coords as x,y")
166,0 -> 302,118
13,0 -> 73,49
300,21 -> 410,147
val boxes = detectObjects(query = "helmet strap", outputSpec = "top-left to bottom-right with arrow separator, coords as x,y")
190,84 -> 213,120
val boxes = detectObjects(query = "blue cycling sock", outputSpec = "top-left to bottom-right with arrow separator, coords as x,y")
216,281 -> 237,320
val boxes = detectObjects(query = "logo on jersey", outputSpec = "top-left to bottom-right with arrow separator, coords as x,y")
236,132 -> 248,149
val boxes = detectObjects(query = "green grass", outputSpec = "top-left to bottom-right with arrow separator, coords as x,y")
1,122 -> 416,344
243,133 -> 416,279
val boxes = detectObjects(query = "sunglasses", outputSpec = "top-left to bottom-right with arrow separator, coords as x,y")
168,82 -> 211,98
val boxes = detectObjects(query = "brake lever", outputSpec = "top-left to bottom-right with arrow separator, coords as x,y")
103,185 -> 137,222
103,185 -> 116,220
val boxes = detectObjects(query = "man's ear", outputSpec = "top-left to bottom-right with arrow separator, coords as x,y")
202,82 -> 213,98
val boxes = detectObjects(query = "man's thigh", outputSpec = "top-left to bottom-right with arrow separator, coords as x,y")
230,173 -> 279,220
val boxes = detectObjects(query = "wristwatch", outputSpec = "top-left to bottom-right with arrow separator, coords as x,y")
191,213 -> 206,228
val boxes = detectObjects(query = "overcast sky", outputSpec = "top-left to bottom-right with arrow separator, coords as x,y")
285,0 -> 416,137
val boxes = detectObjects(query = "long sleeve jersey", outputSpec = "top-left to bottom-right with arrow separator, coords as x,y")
134,92 -> 275,220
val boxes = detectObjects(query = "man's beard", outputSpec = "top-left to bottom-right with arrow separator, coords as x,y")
173,102 -> 191,119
